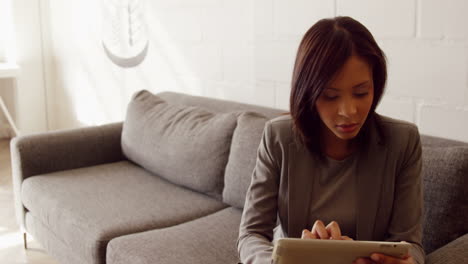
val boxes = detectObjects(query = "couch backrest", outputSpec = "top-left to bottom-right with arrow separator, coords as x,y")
157,92 -> 284,206
122,90 -> 283,201
420,135 -> 468,254
157,92 -> 285,117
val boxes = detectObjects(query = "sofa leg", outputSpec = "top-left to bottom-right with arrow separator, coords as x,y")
23,232 -> 28,250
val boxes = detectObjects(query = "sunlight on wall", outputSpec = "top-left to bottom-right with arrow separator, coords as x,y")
57,0 -> 123,127
145,11 -> 203,95
61,0 -> 202,126
0,0 -> 17,63
0,231 -> 22,250
127,0 -> 205,96
70,72 -> 108,126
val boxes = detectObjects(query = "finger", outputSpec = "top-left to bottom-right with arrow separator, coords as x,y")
325,221 -> 342,240
311,220 -> 329,239
370,254 -> 387,264
340,235 -> 353,241
353,257 -> 376,264
301,229 -> 317,239
370,253 -> 410,264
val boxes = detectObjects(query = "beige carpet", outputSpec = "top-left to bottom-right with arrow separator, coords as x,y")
0,139 -> 59,264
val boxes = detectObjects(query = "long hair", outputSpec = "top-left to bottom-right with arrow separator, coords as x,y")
289,16 -> 387,156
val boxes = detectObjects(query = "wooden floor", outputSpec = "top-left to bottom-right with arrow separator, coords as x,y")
0,139 -> 59,264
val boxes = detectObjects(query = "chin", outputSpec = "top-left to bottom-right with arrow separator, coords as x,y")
335,130 -> 360,141
337,135 -> 357,141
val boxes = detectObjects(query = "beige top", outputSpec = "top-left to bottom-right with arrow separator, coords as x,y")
308,155 -> 357,239
237,114 -> 425,264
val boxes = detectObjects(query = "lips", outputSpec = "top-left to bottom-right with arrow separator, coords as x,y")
336,123 -> 359,133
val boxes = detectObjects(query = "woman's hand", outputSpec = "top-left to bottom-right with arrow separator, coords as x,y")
353,253 -> 415,264
301,220 -> 353,240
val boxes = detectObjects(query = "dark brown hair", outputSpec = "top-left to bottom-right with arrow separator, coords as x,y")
290,16 -> 387,156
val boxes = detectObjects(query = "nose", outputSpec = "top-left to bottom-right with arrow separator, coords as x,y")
338,98 -> 357,118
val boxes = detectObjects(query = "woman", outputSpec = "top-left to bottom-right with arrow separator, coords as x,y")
237,16 -> 424,264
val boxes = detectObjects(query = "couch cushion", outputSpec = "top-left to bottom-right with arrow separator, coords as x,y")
425,233 -> 468,264
21,161 -> 227,264
421,135 -> 467,147
25,212 -> 87,264
421,146 -> 468,254
122,90 -> 238,199
106,207 -> 242,264
223,112 -> 269,208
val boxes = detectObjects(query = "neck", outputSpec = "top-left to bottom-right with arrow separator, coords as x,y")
320,126 -> 356,160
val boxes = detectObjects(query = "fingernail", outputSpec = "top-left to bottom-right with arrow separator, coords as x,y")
371,254 -> 379,261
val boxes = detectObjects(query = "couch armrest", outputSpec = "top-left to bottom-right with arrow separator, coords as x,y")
426,233 -> 468,264
11,122 -> 124,178
11,122 -> 125,230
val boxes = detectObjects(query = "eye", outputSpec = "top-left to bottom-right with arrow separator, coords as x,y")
323,95 -> 338,101
354,92 -> 369,98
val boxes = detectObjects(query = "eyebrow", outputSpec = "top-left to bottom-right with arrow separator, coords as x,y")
327,80 -> 370,91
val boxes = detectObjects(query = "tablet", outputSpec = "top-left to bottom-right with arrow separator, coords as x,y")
272,238 -> 410,264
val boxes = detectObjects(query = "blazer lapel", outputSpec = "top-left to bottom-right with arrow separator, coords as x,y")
355,120 -> 388,241
286,142 -> 317,238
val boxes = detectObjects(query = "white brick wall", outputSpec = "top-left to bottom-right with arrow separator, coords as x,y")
29,0 -> 468,142
376,95 -> 415,123
254,0 -> 274,40
174,43 -> 223,81
222,43 -> 254,82
275,81 -> 291,110
156,7 -> 203,42
382,40 -> 467,105
419,105 -> 468,142
201,1 -> 254,44
274,0 -> 334,39
254,41 -> 298,82
337,0 -> 416,38
420,0 -> 468,39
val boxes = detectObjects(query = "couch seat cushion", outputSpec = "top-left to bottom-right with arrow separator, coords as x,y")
106,207 -> 242,264
122,90 -> 238,199
21,161 -> 227,264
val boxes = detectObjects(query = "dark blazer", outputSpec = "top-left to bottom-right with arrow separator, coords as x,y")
237,114 -> 425,264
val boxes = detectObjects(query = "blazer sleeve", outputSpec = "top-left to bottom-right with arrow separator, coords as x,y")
386,126 -> 425,264
237,121 -> 281,264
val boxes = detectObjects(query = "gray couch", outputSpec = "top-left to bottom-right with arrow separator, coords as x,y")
11,90 -> 468,264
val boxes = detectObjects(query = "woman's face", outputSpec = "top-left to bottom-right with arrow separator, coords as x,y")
315,55 -> 374,142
